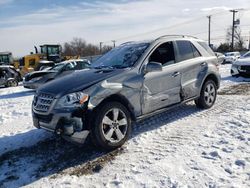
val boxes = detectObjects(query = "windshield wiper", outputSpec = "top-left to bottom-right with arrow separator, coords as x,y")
92,65 -> 114,69
92,64 -> 129,69
110,65 -> 128,69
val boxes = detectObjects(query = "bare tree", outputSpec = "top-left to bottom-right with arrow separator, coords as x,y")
226,26 -> 245,51
63,38 -> 112,57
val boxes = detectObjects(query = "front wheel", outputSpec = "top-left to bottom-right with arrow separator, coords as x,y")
195,80 -> 217,109
91,102 -> 131,150
6,79 -> 18,87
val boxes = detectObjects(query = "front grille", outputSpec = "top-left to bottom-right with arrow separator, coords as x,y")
240,66 -> 250,71
33,93 -> 55,113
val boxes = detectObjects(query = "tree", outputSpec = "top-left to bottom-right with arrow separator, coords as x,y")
226,26 -> 245,51
63,38 -> 112,57
216,43 -> 231,53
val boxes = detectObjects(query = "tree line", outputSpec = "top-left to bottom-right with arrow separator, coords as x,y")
62,38 -> 112,57
63,26 -> 249,56
216,26 -> 249,53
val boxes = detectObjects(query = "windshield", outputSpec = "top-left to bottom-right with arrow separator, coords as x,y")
50,63 -> 64,71
243,51 -> 250,58
91,42 -> 150,69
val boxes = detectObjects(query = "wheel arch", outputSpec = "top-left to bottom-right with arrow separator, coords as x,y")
92,94 -> 136,121
202,73 -> 220,90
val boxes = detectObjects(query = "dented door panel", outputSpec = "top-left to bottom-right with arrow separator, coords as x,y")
142,64 -> 181,114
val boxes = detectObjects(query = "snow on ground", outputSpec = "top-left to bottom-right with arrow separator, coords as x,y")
0,65 -> 250,188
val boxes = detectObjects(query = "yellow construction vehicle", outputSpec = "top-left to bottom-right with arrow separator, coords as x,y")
16,44 -> 80,76
16,44 -> 63,76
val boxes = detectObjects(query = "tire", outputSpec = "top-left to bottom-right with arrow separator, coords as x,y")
91,102 -> 131,150
195,80 -> 217,109
6,80 -> 18,87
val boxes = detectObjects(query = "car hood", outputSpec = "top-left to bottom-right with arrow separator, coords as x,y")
234,58 -> 250,66
37,68 -> 126,97
25,70 -> 57,80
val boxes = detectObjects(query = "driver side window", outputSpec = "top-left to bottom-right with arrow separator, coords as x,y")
149,42 -> 175,66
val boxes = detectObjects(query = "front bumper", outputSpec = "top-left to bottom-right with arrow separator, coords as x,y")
32,108 -> 90,144
231,65 -> 250,77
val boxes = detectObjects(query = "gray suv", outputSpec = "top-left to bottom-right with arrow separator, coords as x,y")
32,36 -> 220,150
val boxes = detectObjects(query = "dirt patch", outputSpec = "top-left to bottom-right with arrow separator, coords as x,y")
54,147 -> 125,178
218,84 -> 250,95
0,136 -> 124,187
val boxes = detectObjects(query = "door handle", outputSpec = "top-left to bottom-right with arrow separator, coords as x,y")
200,62 -> 207,66
172,72 -> 180,77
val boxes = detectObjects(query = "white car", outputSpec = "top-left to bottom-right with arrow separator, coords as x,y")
223,51 -> 241,64
231,51 -> 250,77
215,52 -> 225,64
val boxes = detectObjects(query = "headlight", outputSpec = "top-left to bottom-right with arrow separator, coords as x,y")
55,92 -> 89,109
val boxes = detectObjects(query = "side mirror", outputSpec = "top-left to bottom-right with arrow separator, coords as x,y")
144,61 -> 162,74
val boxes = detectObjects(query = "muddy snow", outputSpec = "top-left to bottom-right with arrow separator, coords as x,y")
0,64 -> 249,188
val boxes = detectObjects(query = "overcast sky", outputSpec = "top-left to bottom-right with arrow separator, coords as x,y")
0,0 -> 249,56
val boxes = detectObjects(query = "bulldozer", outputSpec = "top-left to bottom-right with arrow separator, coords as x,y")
0,52 -> 13,65
16,44 -> 79,76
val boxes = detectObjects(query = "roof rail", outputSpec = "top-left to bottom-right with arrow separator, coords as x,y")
155,35 -> 198,41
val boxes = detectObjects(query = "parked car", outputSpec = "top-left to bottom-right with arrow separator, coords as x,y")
231,51 -> 250,77
215,52 -> 225,64
0,65 -> 22,87
223,51 -> 241,64
23,59 -> 90,89
32,36 -> 220,150
34,60 -> 55,71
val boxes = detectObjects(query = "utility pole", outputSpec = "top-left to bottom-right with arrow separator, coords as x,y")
99,42 -> 103,54
207,15 -> 211,47
112,40 -> 116,48
230,10 -> 238,51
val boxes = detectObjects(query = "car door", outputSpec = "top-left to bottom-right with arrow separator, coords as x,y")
174,40 -> 206,99
142,41 -> 182,114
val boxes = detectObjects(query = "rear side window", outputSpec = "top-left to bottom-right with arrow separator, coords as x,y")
176,41 -> 194,62
191,44 -> 201,58
198,41 -> 215,56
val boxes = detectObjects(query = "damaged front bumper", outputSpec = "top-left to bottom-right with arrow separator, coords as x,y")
32,108 -> 90,144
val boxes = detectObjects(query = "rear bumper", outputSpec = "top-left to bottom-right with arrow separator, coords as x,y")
32,108 -> 90,144
223,59 -> 235,64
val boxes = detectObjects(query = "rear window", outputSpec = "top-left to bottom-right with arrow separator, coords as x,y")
198,41 -> 215,56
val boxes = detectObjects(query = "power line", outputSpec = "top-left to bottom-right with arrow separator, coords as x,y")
102,7 -> 250,46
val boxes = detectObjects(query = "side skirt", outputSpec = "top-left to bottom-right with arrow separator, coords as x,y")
136,96 -> 198,123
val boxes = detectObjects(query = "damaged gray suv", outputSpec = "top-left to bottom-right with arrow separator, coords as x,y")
32,35 -> 220,150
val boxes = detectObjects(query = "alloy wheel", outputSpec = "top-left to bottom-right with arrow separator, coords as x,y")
101,108 -> 128,143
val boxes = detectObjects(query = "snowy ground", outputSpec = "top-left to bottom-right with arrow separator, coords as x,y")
0,65 -> 250,188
